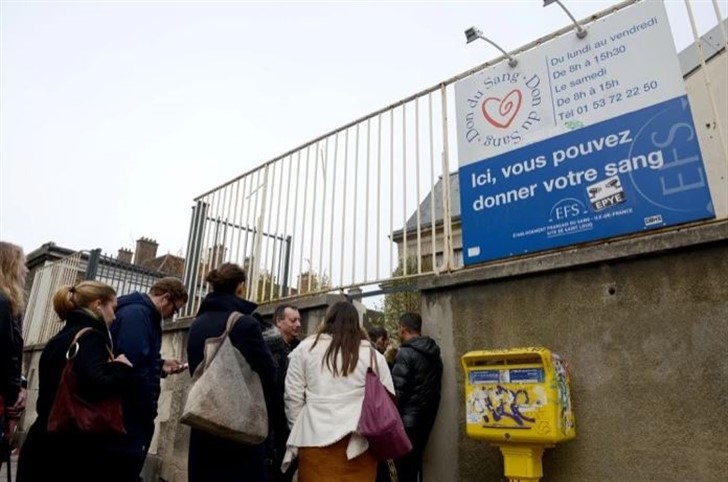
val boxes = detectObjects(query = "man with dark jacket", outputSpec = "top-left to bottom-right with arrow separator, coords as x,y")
109,277 -> 189,481
262,304 -> 301,482
391,312 -> 443,482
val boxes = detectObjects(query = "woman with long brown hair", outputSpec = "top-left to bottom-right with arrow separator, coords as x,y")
16,281 -> 133,482
283,301 -> 394,482
0,242 -> 29,469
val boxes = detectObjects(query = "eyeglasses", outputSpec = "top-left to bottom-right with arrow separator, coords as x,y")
168,298 -> 180,317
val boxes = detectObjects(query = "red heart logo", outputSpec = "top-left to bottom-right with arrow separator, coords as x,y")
481,89 -> 523,129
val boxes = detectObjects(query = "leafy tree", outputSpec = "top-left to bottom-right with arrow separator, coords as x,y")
381,256 -> 432,335
297,270 -> 331,295
255,269 -> 283,302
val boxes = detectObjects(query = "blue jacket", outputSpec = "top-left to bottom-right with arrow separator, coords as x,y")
109,292 -> 163,453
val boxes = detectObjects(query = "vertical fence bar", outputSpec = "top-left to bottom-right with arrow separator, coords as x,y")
376,113 -> 383,281
328,134 -> 339,287
250,165 -> 270,302
428,92 -> 437,270
242,172 -> 256,269
273,156 -> 287,299
402,103 -> 408,275
249,168 -> 262,267
389,109 -> 395,277
279,154 -> 294,298
415,97 -> 422,274
339,129 -> 349,287
364,118 -> 371,282
222,185 -> 233,263
231,179 -> 242,263
263,161 -> 277,302
307,142 -> 319,293
440,84 -> 453,270
351,124 -> 360,285
235,176 -> 247,265
289,151 -> 302,295
297,146 -> 311,293
307,142 -> 321,294
318,138 -> 329,290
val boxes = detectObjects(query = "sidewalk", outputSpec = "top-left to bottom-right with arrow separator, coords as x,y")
0,454 -> 17,482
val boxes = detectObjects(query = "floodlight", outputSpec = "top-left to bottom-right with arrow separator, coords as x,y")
463,26 -> 518,68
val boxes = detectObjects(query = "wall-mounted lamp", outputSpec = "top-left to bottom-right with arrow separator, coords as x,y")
544,0 -> 587,39
464,26 -> 518,68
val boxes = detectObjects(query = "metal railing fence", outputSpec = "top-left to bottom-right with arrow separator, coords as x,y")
181,0 -> 728,315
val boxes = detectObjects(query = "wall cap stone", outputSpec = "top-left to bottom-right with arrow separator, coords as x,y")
418,219 -> 728,292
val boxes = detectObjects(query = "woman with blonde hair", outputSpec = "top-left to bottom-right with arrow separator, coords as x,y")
0,242 -> 29,469
283,301 -> 394,482
16,281 -> 133,482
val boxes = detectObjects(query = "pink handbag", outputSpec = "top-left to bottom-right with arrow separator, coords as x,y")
358,347 -> 412,461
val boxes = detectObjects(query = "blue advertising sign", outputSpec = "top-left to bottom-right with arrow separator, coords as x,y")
454,0 -> 716,265
459,95 -> 714,263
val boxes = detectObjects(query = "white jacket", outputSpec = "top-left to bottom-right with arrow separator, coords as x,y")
282,334 -> 394,471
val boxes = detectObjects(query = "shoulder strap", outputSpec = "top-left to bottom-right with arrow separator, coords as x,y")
66,327 -> 96,360
224,311 -> 243,336
369,345 -> 379,377
73,327 -> 95,344
197,312 -> 244,369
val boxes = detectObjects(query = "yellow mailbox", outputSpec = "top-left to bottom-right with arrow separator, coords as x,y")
461,347 -> 575,482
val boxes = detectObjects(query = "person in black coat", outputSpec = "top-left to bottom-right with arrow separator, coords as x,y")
0,242 -> 29,468
186,263 -> 278,482
16,281 -> 133,482
391,312 -> 443,482
262,304 -> 300,482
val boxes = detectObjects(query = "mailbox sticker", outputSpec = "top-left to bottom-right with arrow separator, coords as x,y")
469,370 -> 503,384
470,368 -> 544,384
510,368 -> 545,383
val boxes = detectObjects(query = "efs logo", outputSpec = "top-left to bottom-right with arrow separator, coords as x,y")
549,199 -> 586,222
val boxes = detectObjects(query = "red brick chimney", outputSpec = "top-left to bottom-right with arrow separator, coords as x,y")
117,248 -> 133,264
133,237 -> 159,265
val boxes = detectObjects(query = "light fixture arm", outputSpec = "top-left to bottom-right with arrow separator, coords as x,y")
478,34 -> 518,68
545,0 -> 587,39
464,27 -> 518,68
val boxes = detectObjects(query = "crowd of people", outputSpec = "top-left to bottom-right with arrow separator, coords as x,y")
0,244 -> 443,482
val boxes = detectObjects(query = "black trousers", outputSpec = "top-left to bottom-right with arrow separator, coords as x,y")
375,426 -> 429,482
394,426 -> 428,482
106,421 -> 155,482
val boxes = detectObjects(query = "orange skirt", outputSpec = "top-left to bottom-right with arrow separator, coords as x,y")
298,436 -> 377,482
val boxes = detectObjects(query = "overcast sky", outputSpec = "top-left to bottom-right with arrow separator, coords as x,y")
1,0 -> 725,259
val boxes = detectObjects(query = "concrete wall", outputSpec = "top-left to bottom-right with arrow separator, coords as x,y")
422,220 -> 728,482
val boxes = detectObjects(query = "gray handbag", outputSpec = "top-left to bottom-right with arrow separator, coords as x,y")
180,311 -> 268,444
